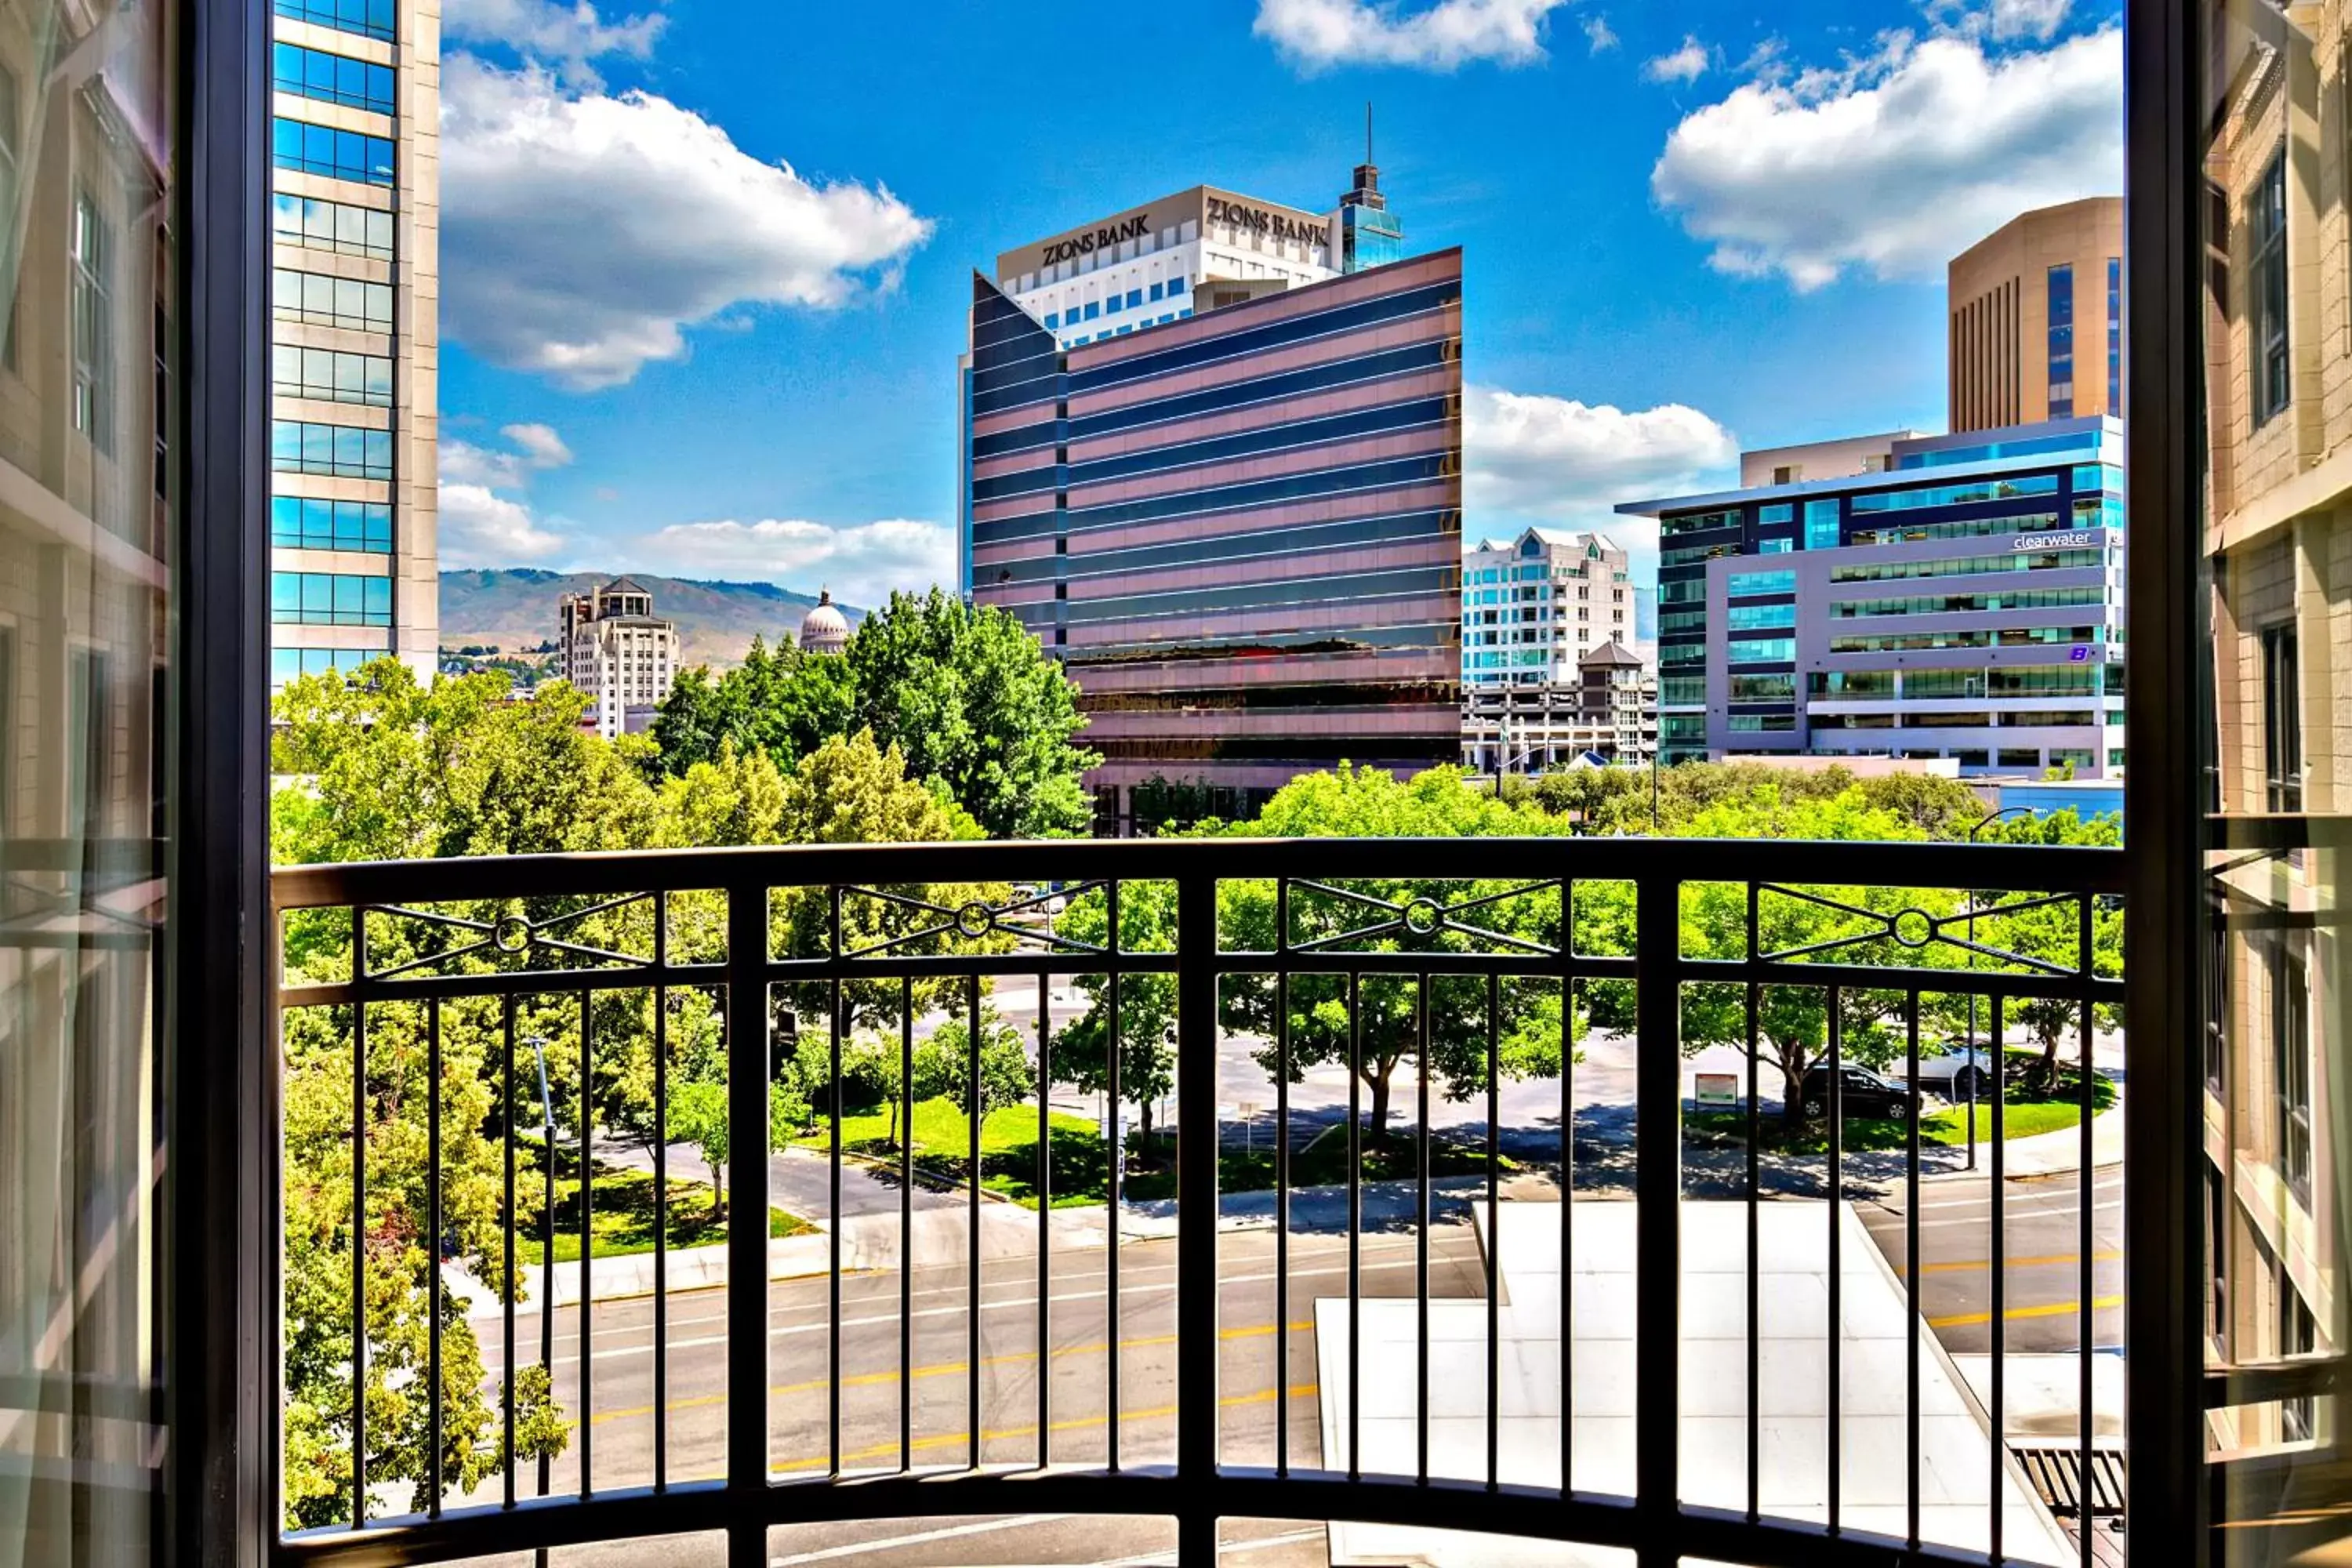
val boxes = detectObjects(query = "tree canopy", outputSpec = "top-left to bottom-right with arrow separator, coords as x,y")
650,590 -> 1097,838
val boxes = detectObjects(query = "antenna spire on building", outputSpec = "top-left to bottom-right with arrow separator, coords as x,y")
1366,101 -> 1374,165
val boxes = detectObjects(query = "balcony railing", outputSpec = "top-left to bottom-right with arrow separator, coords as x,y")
269,836 -> 2132,1567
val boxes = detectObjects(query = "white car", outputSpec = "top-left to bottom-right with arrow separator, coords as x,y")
1900,1045 -> 1998,1101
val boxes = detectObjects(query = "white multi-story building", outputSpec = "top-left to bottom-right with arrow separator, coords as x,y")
268,0 -> 441,688
1462,528 -> 1647,688
990,166 -> 1399,352
560,578 -> 679,740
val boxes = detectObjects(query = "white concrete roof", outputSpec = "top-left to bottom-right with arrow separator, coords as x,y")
1316,1200 -> 2071,1566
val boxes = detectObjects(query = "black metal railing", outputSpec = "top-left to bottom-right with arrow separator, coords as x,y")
268,836 -> 2129,1568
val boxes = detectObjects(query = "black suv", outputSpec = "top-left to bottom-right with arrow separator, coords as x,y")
1798,1065 -> 1912,1121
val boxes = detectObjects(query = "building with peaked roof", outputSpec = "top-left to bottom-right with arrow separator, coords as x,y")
1463,638 -> 1657,774
559,577 -> 679,740
1462,527 -> 1646,689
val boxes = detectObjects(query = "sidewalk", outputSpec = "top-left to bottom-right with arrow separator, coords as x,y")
1997,1100 -> 2123,1180
456,1171 -> 1533,1317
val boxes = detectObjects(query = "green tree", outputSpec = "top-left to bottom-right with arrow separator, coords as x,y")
842,589 -> 1096,838
1214,764 -> 1579,1139
1048,882 -> 1179,1147
1966,809 -> 2125,1084
922,1011 -> 1036,1120
648,592 -> 1096,839
1666,789 -> 1959,1130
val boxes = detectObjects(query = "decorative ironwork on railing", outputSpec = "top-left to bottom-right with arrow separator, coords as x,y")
268,837 -> 2128,1568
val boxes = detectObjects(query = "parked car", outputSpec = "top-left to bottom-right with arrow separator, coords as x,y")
1798,1065 -> 1912,1121
1897,1044 -> 1997,1101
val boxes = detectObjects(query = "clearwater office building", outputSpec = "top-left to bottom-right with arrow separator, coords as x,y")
1618,417 -> 2126,776
963,170 -> 1459,831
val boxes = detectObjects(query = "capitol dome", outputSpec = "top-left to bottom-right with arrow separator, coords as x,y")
797,589 -> 849,655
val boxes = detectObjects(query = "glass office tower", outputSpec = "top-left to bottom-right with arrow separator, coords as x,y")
967,250 -> 1465,830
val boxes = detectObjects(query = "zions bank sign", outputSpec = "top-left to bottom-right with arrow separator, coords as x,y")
1040,212 -> 1154,267
1205,195 -> 1330,248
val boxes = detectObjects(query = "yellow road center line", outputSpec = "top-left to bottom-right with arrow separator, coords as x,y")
589,1319 -> 1316,1428
1928,1293 -> 2124,1329
1900,1249 -> 2123,1276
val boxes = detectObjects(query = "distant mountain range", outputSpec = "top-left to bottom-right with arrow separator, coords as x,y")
437,569 -> 859,670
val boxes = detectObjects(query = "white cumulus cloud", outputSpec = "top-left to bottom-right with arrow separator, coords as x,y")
1465,385 -> 1737,550
436,423 -> 575,565
1650,25 -> 2121,291
1643,35 -> 1710,83
442,0 -> 663,82
1253,0 -> 1570,71
441,485 -> 567,566
1990,0 -> 2071,40
438,57 -> 933,390
631,517 -> 953,608
1583,13 -> 1617,53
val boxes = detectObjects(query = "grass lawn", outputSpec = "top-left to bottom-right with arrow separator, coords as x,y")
517,1163 -> 813,1265
789,1098 -> 1513,1209
1686,1058 -> 2114,1157
790,1096 -> 1103,1209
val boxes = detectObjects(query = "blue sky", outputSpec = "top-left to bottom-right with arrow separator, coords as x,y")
432,0 -> 2123,601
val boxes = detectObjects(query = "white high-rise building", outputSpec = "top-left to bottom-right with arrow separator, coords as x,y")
268,0 -> 441,688
560,578 -> 679,740
990,169 -> 1401,352
1462,528 -> 1647,688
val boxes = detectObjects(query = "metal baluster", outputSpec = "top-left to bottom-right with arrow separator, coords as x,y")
350,906 -> 368,1529
900,977 -> 913,1474
427,995 -> 443,1519
1828,986 -> 1842,1532
1746,975 -> 1760,1523
1990,990 -> 2006,1564
2078,896 -> 2097,1568
579,986 -> 593,1497
1486,970 -> 1501,1493
1632,870 -> 1683,1560
1275,933 -> 1291,1475
1107,935 -> 1123,1474
503,994 -> 517,1508
967,969 -> 982,1471
1036,963 -> 1051,1468
1417,970 -> 1431,1486
1348,970 -> 1362,1483
1173,872 -> 1221,1568
724,881 -> 772,1567
1907,991 -> 1922,1552
830,884 -> 847,1483
653,975 -> 668,1491
1563,887 -> 1577,1501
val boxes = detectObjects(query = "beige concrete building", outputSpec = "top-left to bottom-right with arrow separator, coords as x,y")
1947,197 -> 2123,432
268,0 -> 439,687
561,577 -> 679,739
2200,0 -> 2352,1461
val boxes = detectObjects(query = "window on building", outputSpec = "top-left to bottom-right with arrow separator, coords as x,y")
1043,311 -> 1058,328
270,495 -> 392,552
273,345 -> 394,406
2106,256 -> 2122,416
271,419 -> 393,481
273,42 -> 396,114
2274,939 -> 2313,1206
2254,146 -> 2291,426
2205,1164 -> 2229,1356
1126,289 -> 1142,308
71,191 -> 111,452
2046,263 -> 2075,418
0,65 -> 18,269
2263,622 -> 2301,811
273,268 -> 394,332
2278,1245 -> 2318,1441
271,193 -> 395,260
1803,499 -> 1839,550
270,116 -> 395,185
270,570 -> 392,626
1083,300 -> 1099,320
274,0 -> 398,42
